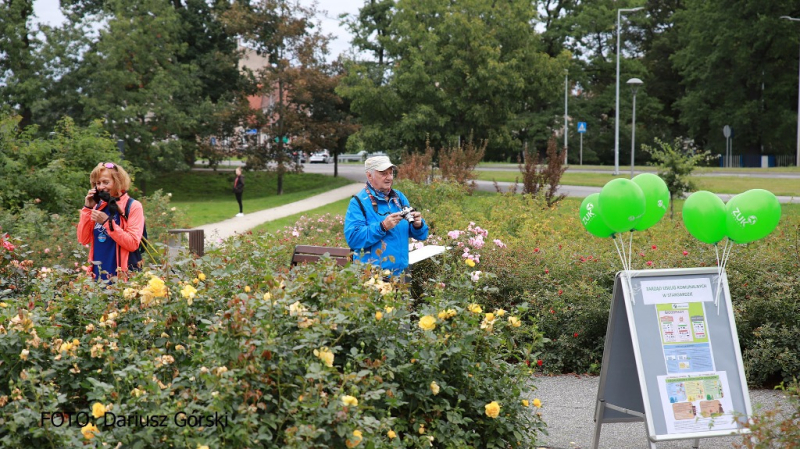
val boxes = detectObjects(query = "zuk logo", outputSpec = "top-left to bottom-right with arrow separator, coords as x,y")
731,207 -> 757,227
582,203 -> 596,225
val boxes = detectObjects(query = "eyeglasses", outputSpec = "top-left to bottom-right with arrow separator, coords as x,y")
376,168 -> 398,178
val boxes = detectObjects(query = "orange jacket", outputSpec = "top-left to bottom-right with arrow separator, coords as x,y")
77,193 -> 144,278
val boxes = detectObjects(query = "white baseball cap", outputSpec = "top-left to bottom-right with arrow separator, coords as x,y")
365,155 -> 395,172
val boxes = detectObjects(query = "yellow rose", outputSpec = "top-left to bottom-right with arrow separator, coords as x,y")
484,401 -> 501,418
244,285 -> 251,293
430,381 -> 440,395
387,429 -> 397,439
20,349 -> 29,361
313,347 -> 334,367
198,445 -> 210,449
465,259 -> 476,267
522,399 -> 529,407
345,429 -> 363,448
468,304 -> 482,314
418,424 -> 426,434
148,276 -> 168,298
289,301 -> 307,317
198,272 -> 206,281
81,422 -> 99,440
533,398 -> 542,408
494,309 -> 506,316
418,315 -> 436,331
375,311 -> 383,320
437,309 -> 457,320
193,278 -> 199,285
508,316 -> 522,327
181,285 -> 197,300
384,306 -> 395,313
341,395 -> 359,407
263,292 -> 272,301
92,402 -> 107,418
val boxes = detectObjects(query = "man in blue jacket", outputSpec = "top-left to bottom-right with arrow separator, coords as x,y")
344,155 -> 428,275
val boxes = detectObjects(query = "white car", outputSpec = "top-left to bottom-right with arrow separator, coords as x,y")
309,151 -> 333,164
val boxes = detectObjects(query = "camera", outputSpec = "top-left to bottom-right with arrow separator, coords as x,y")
398,206 -> 416,223
93,189 -> 119,215
93,189 -> 112,203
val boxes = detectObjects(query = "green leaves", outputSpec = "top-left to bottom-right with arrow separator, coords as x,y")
342,0 -> 569,158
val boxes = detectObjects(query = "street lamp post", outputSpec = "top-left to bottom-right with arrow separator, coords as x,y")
781,16 -> 800,167
627,78 -> 643,179
564,71 -> 569,165
615,7 -> 645,175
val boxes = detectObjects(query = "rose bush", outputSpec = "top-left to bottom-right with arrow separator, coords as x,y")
0,223 -> 546,447
395,180 -> 800,385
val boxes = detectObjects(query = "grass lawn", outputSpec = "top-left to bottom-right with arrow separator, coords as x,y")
142,170 -> 353,227
252,198 -> 351,234
477,171 -> 800,196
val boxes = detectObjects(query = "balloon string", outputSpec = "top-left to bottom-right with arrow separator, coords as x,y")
613,236 -> 626,271
628,231 -> 633,271
613,234 -> 636,304
612,237 -> 630,303
626,231 -> 636,304
714,239 -> 732,315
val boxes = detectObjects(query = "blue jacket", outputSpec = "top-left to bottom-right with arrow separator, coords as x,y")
344,185 -> 429,274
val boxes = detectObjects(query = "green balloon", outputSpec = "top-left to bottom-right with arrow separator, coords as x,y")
598,178 -> 646,233
725,189 -> 781,244
632,173 -> 670,231
579,193 -> 615,238
682,191 -> 726,244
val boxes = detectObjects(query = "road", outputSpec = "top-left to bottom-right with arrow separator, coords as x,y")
298,162 -> 799,203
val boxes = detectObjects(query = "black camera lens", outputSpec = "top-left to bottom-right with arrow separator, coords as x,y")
93,190 -> 111,203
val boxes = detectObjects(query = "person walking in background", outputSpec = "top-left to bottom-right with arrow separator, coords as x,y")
77,162 -> 145,281
233,167 -> 245,217
344,155 -> 428,276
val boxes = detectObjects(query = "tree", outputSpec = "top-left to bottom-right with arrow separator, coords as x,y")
77,0 -> 204,187
0,0 -> 44,129
224,0 -> 348,194
344,0 -> 395,67
672,0 -> 799,158
340,0 -> 570,160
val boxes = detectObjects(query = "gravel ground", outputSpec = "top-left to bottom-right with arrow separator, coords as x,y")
529,375 -> 791,449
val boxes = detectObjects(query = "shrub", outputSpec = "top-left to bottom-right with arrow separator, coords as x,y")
437,136 -> 485,191
0,114 -> 122,215
515,136 -> 567,207
0,228 -> 547,448
397,180 -> 800,385
734,380 -> 800,449
642,137 -> 715,218
398,147 -> 434,184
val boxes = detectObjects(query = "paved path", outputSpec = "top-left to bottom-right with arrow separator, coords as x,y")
194,183 -> 362,244
533,375 -> 790,449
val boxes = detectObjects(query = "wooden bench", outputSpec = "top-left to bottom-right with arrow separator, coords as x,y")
291,245 -> 353,267
168,229 -> 205,256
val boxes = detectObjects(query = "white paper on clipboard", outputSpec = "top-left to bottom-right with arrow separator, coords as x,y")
409,245 -> 447,265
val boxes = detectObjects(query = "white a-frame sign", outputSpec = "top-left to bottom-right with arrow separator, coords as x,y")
592,267 -> 753,449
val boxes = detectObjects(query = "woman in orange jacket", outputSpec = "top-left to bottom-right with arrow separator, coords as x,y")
77,162 -> 145,281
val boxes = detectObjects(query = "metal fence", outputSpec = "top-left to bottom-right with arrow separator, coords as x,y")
719,154 -> 797,168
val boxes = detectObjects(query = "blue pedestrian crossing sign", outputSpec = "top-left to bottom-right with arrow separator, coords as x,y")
577,122 -> 587,133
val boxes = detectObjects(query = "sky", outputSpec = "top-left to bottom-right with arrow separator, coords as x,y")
32,0 -> 363,59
